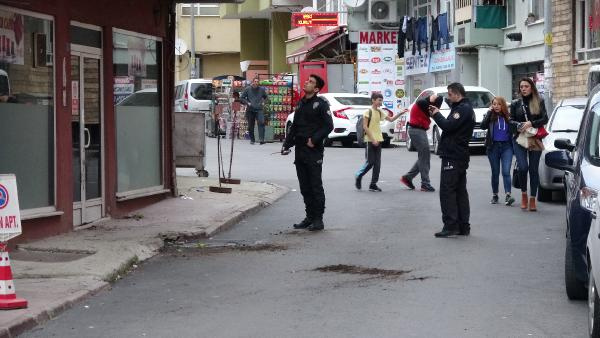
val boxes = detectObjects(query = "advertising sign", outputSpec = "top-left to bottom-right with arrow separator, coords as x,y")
114,76 -> 134,105
429,43 -> 456,73
0,10 -> 24,65
292,12 -> 338,27
0,174 -> 22,241
127,37 -> 146,77
404,44 -> 455,75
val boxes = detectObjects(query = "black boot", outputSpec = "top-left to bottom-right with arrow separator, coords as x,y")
293,217 -> 312,229
307,218 -> 324,231
434,228 -> 459,238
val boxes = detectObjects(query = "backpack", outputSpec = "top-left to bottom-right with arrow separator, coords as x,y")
356,108 -> 373,147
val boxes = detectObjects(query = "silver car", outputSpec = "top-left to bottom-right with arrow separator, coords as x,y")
538,97 -> 587,201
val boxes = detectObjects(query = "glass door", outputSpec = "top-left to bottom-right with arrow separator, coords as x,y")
71,52 -> 103,226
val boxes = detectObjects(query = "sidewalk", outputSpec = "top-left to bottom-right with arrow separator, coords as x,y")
0,177 -> 288,338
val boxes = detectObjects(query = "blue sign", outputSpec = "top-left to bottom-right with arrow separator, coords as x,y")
384,89 -> 392,97
0,184 -> 8,209
383,101 -> 394,109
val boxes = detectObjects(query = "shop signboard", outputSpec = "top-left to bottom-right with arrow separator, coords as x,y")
0,10 -> 24,65
292,12 -> 338,27
0,174 -> 22,241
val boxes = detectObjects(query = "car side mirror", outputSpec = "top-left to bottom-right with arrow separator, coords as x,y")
545,150 -> 575,173
555,138 -> 575,152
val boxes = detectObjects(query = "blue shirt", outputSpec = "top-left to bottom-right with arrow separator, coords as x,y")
493,118 -> 510,142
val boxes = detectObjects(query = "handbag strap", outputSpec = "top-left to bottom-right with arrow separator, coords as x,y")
521,100 -> 529,122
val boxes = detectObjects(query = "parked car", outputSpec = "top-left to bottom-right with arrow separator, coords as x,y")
537,97 -> 587,201
117,88 -> 158,106
174,79 -> 213,112
545,88 -> 600,301
403,86 -> 494,153
587,202 -> 600,337
285,93 -> 395,148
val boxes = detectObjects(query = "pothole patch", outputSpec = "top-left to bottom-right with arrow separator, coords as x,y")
163,239 -> 288,255
313,264 -> 411,279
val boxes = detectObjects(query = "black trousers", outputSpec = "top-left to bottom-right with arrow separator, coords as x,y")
294,145 -> 325,220
439,158 -> 470,232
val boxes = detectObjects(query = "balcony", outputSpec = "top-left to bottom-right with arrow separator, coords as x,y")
454,21 -> 504,48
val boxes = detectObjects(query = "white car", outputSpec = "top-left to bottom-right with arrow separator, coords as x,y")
174,79 -> 213,112
588,201 -> 600,337
537,97 -> 587,201
403,86 -> 495,153
285,93 -> 395,147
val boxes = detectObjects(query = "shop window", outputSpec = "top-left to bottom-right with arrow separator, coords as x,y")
0,9 -> 55,211
113,31 -> 162,194
575,0 -> 600,62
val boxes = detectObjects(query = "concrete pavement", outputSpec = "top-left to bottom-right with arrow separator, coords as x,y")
0,177 -> 287,338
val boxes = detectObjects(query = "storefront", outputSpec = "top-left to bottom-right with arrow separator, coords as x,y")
0,1 -> 175,242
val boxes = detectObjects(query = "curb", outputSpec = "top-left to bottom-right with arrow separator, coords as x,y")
1,182 -> 289,337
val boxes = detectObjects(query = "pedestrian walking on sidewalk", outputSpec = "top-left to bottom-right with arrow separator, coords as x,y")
480,96 -> 515,206
400,93 -> 443,192
355,93 -> 404,192
429,83 -> 475,238
241,77 -> 268,144
509,77 -> 548,211
281,74 -> 333,231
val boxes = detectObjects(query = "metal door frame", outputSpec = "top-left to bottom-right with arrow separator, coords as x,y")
71,46 -> 104,227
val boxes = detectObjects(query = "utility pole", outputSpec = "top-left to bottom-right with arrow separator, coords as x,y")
190,3 -> 196,79
543,0 -> 553,113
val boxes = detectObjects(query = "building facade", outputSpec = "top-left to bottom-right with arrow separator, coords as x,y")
0,0 -> 176,243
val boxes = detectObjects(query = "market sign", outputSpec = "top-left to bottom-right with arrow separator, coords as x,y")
0,174 -> 22,241
292,12 -> 338,27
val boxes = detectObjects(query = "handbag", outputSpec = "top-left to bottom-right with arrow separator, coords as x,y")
512,161 -> 521,189
535,126 -> 549,139
520,101 -> 549,140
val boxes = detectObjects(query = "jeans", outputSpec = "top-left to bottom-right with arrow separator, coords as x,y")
487,141 -> 513,194
405,127 -> 430,184
513,140 -> 542,196
356,142 -> 382,185
247,110 -> 265,142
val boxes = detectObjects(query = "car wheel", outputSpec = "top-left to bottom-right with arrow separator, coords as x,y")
406,134 -> 415,152
537,186 -> 553,202
566,235 -> 589,300
382,138 -> 391,148
341,139 -> 353,148
590,263 -> 600,337
432,127 -> 441,155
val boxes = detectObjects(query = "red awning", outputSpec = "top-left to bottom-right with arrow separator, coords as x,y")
286,31 -> 341,65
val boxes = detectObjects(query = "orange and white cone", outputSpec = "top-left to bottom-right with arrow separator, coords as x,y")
0,247 -> 27,309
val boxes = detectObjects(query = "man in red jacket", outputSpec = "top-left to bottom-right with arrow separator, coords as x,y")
400,94 -> 443,191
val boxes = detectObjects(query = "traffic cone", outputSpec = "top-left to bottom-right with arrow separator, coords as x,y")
0,247 -> 27,309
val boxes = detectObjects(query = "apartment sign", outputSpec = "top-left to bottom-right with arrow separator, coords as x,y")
0,174 -> 22,241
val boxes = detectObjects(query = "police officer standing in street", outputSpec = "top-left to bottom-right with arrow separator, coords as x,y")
282,74 -> 333,231
428,83 -> 476,238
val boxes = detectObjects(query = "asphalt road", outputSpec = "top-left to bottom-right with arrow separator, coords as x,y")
23,138 -> 587,338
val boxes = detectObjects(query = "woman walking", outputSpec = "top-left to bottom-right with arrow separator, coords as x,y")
509,78 -> 548,211
481,96 -> 515,206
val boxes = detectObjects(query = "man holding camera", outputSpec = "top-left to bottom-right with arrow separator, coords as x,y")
281,74 -> 333,231
428,83 -> 476,238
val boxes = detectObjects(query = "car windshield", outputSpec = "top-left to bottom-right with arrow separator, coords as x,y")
438,91 -> 494,109
190,83 -> 212,100
334,96 -> 372,106
550,106 -> 584,132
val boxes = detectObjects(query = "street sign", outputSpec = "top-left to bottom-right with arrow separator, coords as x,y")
0,174 -> 22,242
292,12 -> 338,27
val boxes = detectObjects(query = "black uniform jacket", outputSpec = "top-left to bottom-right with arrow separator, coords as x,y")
432,98 -> 476,163
284,95 -> 333,151
508,96 -> 549,136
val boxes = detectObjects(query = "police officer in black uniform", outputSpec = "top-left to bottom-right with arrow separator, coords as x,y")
282,74 -> 333,231
429,83 -> 476,238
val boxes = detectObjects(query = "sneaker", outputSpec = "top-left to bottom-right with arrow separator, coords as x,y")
490,195 -> 499,204
260,141 -> 265,145
421,183 -> 435,192
250,141 -> 255,145
369,184 -> 382,192
355,176 -> 362,190
505,194 -> 515,206
400,176 -> 415,190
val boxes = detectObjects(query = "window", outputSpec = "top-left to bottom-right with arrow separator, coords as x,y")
415,0 -> 432,17
587,104 -> 600,161
190,83 -> 212,100
0,9 -> 55,211
530,0 -> 544,21
575,0 -> 600,62
181,4 -> 219,16
113,30 -> 162,193
506,0 -> 515,26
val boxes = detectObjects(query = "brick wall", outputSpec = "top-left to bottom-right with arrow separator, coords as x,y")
552,0 -> 589,102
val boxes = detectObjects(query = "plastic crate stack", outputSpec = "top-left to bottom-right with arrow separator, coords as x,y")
260,79 -> 293,141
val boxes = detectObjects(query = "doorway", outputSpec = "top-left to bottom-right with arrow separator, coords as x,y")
71,49 -> 104,227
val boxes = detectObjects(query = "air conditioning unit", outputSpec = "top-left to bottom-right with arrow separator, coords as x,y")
368,0 -> 397,24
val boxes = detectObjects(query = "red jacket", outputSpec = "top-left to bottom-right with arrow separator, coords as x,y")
408,97 -> 431,130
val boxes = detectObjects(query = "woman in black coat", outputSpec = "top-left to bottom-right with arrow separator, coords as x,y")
509,77 -> 549,211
